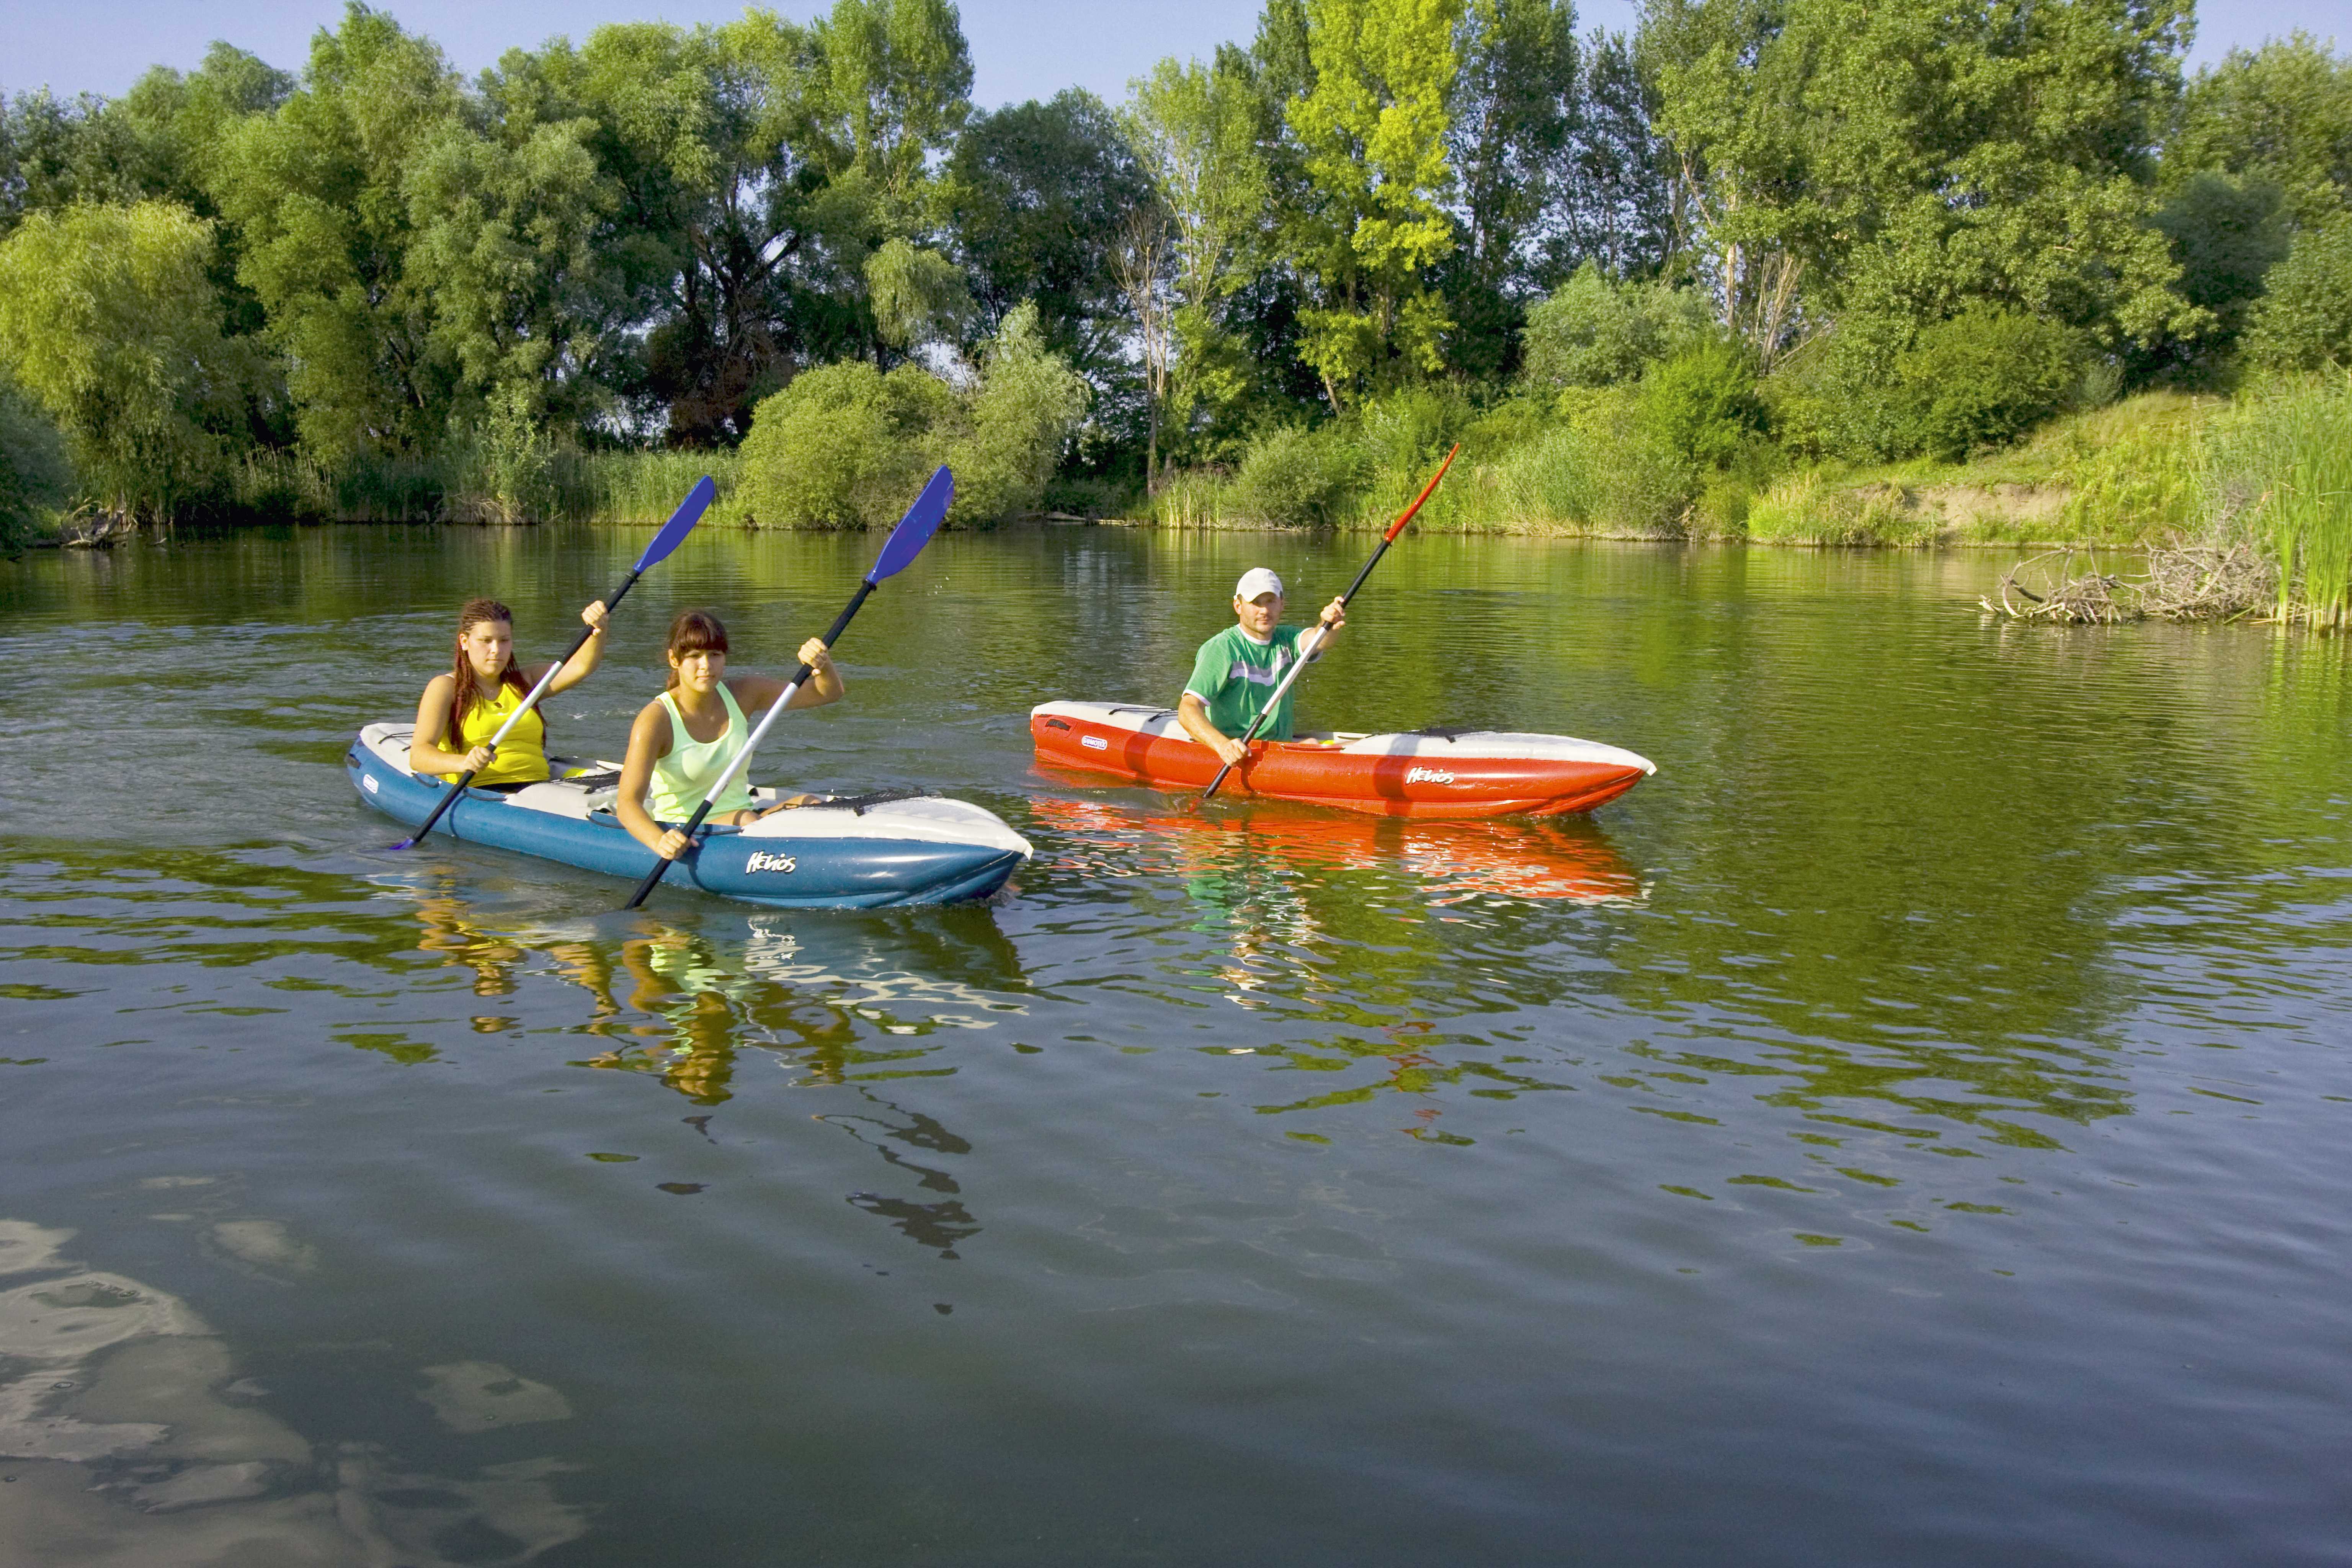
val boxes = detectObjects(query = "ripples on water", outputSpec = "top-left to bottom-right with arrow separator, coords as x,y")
3,528 -> 2351,1564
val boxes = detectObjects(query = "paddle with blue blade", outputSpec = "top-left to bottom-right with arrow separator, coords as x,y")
392,475 -> 717,851
1197,444 -> 1459,805
621,466 -> 953,910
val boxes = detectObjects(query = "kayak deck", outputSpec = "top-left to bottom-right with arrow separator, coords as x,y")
350,724 -> 1031,908
1029,701 -> 1655,819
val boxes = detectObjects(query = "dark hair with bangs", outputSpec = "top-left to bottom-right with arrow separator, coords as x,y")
664,609 -> 729,689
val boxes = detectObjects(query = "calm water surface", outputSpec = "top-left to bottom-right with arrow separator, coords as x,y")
2,525 -> 2349,1565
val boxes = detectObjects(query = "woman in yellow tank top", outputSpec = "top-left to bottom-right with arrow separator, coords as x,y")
408,596 -> 612,789
616,609 -> 844,862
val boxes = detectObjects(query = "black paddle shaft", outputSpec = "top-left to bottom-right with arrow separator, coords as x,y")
621,582 -> 872,909
399,568 -> 641,848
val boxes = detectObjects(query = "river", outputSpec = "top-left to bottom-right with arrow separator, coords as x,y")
2,523 -> 2349,1565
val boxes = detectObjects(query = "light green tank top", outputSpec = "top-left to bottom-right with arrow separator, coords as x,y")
650,684 -> 758,822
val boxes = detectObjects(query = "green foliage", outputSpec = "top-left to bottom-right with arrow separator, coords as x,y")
736,360 -> 956,529
1485,390 -> 1694,534
1644,0 -> 2200,359
864,237 -> 972,350
1637,338 -> 1765,469
1285,0 -> 1465,404
2207,377 -> 2352,624
2146,173 -> 2292,372
0,374 -> 73,550
2244,218 -> 2352,374
2169,34 -> 2352,231
947,90 -> 1148,372
736,304 -> 1087,528
1232,424 -> 1362,526
944,302 -> 1095,521
1521,263 -> 1713,391
0,200 -> 256,515
1886,307 -> 2082,462
208,5 -> 465,458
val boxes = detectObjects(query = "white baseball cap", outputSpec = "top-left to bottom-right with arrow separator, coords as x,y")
1234,567 -> 1284,601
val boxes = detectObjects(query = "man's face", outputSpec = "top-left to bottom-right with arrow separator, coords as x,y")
1235,591 -> 1282,637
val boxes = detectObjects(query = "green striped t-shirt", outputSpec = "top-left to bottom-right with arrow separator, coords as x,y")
1184,624 -> 1313,741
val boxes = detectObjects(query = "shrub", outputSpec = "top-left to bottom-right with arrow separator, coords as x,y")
1890,307 -> 2082,461
941,302 -> 1092,524
735,360 -> 953,530
735,304 -> 1087,529
1487,389 -> 1695,536
1522,263 -> 1714,391
2244,217 -> 2352,375
1231,424 -> 1359,527
1638,338 -> 1767,470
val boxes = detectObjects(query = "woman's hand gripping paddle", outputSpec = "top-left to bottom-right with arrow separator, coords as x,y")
621,466 -> 953,910
1197,444 -> 1459,805
392,476 -> 717,850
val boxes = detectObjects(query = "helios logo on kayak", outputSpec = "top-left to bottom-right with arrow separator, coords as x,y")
745,852 -> 798,874
1081,734 -> 1109,750
1405,766 -> 1458,785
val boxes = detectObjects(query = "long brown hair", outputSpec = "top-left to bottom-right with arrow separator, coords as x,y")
446,598 -> 533,747
664,609 -> 729,691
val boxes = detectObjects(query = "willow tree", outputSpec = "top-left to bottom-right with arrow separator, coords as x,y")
0,201 -> 253,516
1285,0 -> 1465,407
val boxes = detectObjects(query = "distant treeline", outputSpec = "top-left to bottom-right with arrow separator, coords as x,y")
0,0 -> 2347,547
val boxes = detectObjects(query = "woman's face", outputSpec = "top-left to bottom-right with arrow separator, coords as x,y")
671,645 -> 727,693
461,620 -> 514,682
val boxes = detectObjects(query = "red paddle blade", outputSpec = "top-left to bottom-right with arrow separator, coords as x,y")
1385,444 -> 1461,542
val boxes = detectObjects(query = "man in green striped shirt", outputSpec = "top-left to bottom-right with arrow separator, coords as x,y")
1177,568 -> 1347,765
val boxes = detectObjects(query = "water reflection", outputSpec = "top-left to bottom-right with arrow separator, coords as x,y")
1029,790 -> 1645,905
825,1092 -> 982,1259
0,1218 -> 586,1565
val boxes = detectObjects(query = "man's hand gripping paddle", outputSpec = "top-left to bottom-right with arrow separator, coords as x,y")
621,466 -> 953,910
1198,444 -> 1459,805
392,476 -> 717,850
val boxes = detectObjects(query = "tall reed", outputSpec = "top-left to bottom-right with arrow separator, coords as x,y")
2212,378 -> 2352,626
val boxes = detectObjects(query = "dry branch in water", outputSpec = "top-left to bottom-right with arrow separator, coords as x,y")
1981,542 -> 2275,624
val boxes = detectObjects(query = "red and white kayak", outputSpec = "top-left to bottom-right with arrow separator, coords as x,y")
1031,701 -> 1655,820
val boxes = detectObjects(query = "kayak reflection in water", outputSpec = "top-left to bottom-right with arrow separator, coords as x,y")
616,608 -> 843,862
408,596 -> 610,787
1176,567 -> 1348,766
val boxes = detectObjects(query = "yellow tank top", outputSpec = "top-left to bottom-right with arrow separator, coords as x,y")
649,685 -> 757,822
439,680 -> 547,787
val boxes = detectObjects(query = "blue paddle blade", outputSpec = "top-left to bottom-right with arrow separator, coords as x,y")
870,467 -> 952,582
634,475 -> 717,573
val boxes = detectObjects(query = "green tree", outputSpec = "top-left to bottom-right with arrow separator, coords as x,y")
1643,0 -> 2199,364
208,4 -> 464,457
1122,53 -> 1272,461
1286,0 -> 1466,406
0,201 -> 255,516
0,371 -> 73,551
2136,171 -> 2292,381
946,90 -> 1150,376
1521,260 -> 1711,390
737,304 -> 1087,528
2244,216 -> 2352,374
1442,0 -> 1577,379
2168,34 -> 2352,230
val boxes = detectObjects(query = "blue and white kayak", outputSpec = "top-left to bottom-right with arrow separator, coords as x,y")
348,722 -> 1031,909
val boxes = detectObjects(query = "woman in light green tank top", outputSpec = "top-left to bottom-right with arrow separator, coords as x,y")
616,609 -> 845,864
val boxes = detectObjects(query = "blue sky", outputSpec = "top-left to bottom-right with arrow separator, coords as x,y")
2,0 -> 2338,106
